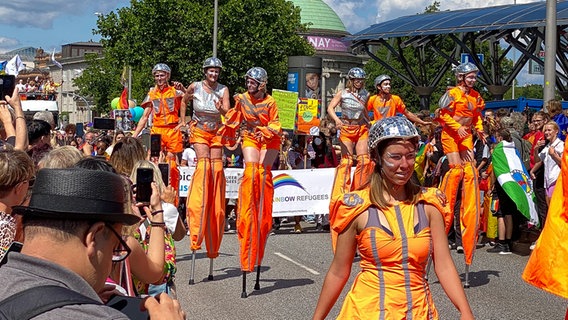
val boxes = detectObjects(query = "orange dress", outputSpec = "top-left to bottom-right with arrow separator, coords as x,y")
333,188 -> 447,319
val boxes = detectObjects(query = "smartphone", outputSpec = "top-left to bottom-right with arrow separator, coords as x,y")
93,117 -> 116,130
106,295 -> 148,320
150,134 -> 162,157
136,168 -> 153,204
0,75 -> 16,99
139,133 -> 151,153
158,163 -> 170,186
75,123 -> 84,139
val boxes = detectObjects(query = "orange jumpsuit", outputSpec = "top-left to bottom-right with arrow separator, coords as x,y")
186,81 -> 227,258
331,188 -> 448,319
523,144 -> 568,299
438,86 -> 484,266
330,89 -> 372,250
366,94 -> 406,122
142,85 -> 185,153
221,92 -> 281,272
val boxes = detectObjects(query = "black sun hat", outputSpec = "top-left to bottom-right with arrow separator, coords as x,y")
12,168 -> 140,226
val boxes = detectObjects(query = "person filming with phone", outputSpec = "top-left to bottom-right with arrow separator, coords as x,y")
0,168 -> 186,319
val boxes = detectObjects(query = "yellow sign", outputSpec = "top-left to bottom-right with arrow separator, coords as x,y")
296,98 -> 320,135
272,89 -> 298,130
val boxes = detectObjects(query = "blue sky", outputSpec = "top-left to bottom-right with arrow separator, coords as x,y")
0,0 -> 543,83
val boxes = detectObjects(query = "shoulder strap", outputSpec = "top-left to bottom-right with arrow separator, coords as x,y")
0,285 -> 101,320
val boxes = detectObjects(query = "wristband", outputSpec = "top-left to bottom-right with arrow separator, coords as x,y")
151,210 -> 164,216
16,116 -> 25,120
150,222 -> 166,228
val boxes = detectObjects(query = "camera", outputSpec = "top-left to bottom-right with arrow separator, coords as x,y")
0,75 -> 16,99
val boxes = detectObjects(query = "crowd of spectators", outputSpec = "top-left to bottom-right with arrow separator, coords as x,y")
16,77 -> 63,101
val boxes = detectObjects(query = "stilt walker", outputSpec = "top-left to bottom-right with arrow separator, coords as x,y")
183,57 -> 230,285
326,67 -> 371,251
436,62 -> 485,288
220,67 -> 281,298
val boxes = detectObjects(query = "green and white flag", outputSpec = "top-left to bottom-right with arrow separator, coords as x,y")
492,140 -> 539,226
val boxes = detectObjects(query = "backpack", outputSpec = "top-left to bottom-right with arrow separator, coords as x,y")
511,132 -> 532,171
0,285 -> 101,320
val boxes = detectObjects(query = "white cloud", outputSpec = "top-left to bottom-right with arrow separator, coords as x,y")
322,0 -> 373,33
0,37 -> 20,53
0,0 -> 124,29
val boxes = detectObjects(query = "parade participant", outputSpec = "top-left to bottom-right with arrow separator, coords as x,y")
366,74 -> 429,125
327,67 -> 371,194
0,168 -> 185,320
326,67 -> 371,250
313,117 -> 473,320
133,63 -> 186,157
220,67 -> 281,297
437,62 -> 484,286
523,131 -> 568,319
182,57 -> 230,284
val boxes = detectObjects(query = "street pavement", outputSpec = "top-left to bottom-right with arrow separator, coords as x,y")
172,221 -> 566,320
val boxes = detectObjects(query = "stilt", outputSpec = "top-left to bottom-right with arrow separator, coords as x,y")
241,272 -> 248,298
464,264 -> 470,288
208,258 -> 214,280
188,250 -> 196,285
424,255 -> 432,281
254,265 -> 261,290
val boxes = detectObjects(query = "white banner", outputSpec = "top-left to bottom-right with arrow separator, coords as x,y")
178,167 -> 335,217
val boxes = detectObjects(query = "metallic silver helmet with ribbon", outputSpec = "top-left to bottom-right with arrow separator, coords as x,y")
203,57 -> 223,70
454,62 -> 479,76
374,74 -> 391,87
152,63 -> 171,74
245,67 -> 268,84
347,67 -> 367,79
368,116 -> 419,150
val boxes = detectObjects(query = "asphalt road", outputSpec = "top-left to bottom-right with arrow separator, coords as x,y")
172,221 -> 566,320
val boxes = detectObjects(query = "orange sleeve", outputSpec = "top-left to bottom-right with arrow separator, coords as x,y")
394,95 -> 406,114
438,90 -> 461,132
473,93 -> 485,133
366,95 -> 377,111
257,96 -> 281,139
419,187 -> 450,219
331,189 -> 372,234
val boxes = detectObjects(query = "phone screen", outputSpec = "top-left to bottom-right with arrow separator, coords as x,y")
106,295 -> 148,320
150,134 -> 162,157
75,123 -> 84,139
93,117 -> 116,130
136,168 -> 153,204
158,163 -> 170,186
0,75 -> 16,99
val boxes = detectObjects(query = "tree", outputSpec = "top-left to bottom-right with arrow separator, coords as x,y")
74,0 -> 314,113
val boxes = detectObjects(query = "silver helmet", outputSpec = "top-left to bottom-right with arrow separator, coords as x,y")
347,67 -> 367,80
368,116 -> 419,150
374,74 -> 391,87
203,57 -> 223,70
152,63 -> 171,75
454,62 -> 479,76
245,67 -> 268,84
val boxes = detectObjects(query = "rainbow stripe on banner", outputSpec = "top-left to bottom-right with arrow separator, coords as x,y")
273,173 -> 307,193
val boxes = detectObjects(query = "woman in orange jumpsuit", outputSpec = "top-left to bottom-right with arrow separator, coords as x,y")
366,74 -> 428,125
183,57 -> 230,284
327,67 -> 372,250
437,62 -> 485,286
313,116 -> 473,320
221,67 -> 281,297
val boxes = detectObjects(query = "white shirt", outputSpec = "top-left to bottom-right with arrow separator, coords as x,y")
539,138 -> 564,188
182,147 -> 197,167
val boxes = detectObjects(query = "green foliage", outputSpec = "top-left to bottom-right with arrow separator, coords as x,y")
503,84 -> 544,100
75,0 -> 314,114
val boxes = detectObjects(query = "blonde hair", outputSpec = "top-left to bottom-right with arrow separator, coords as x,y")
39,146 -> 83,169
0,149 -> 35,198
368,139 -> 421,209
129,160 -> 165,194
109,137 -> 146,176
544,120 -> 560,133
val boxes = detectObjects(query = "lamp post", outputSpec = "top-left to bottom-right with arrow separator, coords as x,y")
543,0 -> 557,109
62,91 -> 92,123
213,0 -> 218,57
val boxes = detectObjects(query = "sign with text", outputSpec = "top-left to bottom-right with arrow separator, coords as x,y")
272,89 -> 298,130
295,98 -> 320,135
178,167 -> 336,217
307,36 -> 349,52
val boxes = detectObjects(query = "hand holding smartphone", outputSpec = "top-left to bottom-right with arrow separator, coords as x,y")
150,134 -> 162,157
0,75 -> 16,99
136,168 -> 153,204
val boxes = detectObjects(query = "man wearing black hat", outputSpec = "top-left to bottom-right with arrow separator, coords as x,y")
0,168 -> 185,319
